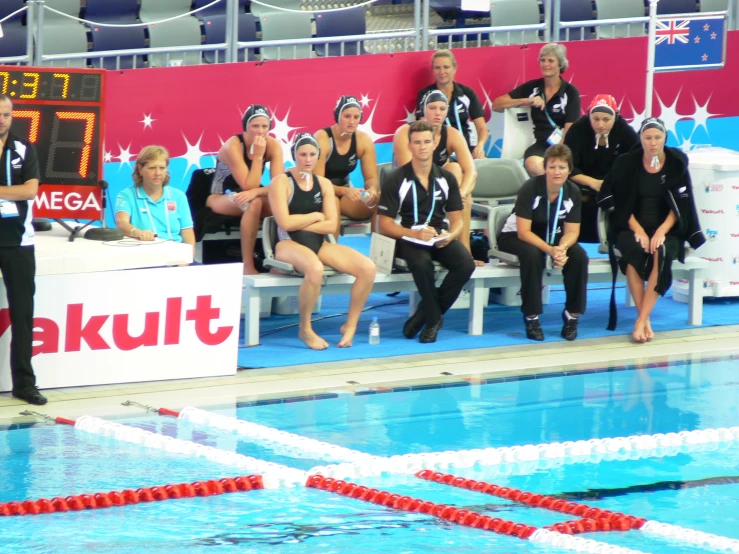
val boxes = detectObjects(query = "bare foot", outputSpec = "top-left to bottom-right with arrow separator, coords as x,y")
243,265 -> 261,276
474,259 -> 485,267
645,317 -> 655,341
632,319 -> 647,343
299,328 -> 329,350
337,323 -> 357,348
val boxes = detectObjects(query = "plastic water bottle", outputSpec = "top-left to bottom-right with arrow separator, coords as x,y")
369,317 -> 380,345
227,190 -> 249,212
360,190 -> 371,204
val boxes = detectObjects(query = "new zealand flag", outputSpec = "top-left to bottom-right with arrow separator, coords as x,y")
655,15 -> 726,72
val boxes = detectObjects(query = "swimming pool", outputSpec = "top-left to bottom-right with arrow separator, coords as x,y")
1,354 -> 738,553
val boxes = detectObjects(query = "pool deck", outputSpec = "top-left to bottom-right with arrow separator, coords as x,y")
2,324 -> 738,427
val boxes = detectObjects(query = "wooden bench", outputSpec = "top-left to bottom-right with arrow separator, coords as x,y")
241,256 -> 707,346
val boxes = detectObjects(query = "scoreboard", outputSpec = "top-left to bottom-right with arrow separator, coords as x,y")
1,67 -> 105,220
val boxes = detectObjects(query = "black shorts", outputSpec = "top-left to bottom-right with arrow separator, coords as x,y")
614,229 -> 680,295
523,140 -> 550,160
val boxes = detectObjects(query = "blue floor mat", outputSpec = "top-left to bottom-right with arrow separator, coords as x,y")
237,238 -> 738,369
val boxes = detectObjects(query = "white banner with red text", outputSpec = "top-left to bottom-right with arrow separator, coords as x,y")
0,263 -> 242,391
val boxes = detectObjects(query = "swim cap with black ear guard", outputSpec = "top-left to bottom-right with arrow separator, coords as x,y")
333,95 -> 363,123
241,104 -> 272,131
291,132 -> 321,160
416,89 -> 448,119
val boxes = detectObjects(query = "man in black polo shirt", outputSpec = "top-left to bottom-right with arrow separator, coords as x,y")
0,94 -> 46,405
379,120 -> 475,343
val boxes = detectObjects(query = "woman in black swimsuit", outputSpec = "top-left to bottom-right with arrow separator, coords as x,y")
314,95 -> 380,237
269,133 -> 376,350
206,104 -> 284,274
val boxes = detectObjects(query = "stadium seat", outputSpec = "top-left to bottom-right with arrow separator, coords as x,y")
0,0 -> 26,24
250,0 -> 302,18
657,0 -> 698,14
314,7 -> 368,57
42,0 -> 82,22
146,18 -> 204,67
90,26 -> 147,69
471,158 -> 528,208
700,0 -> 728,11
84,0 -> 138,22
39,24 -> 89,67
0,27 -> 28,62
259,11 -> 313,61
193,0 -> 249,20
489,0 -> 542,45
559,0 -> 596,40
594,0 -> 646,38
203,14 -> 258,63
140,0 -> 193,21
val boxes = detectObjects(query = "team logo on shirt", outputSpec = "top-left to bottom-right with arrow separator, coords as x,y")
552,93 -> 568,114
167,201 -> 177,212
10,155 -> 22,169
348,154 -> 357,169
313,192 -> 322,204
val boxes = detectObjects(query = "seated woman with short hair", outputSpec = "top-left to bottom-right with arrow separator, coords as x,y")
314,95 -> 380,237
115,145 -> 195,250
206,105 -> 284,274
498,144 -> 588,342
268,133 -> 376,350
492,43 -> 581,178
393,89 -> 480,264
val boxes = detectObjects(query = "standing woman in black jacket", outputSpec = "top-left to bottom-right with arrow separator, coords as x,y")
564,94 -> 638,243
598,118 -> 705,343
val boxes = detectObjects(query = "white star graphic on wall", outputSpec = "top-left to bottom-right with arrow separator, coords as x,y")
177,133 -> 207,173
270,107 -> 301,144
359,94 -> 371,108
116,143 -> 135,172
691,94 -> 720,136
104,150 -> 113,163
358,98 -> 392,143
654,90 -> 688,139
400,106 -> 416,125
627,100 -> 647,134
140,113 -> 156,129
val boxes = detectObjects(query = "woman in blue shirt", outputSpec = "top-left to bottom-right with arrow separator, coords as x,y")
115,145 -> 195,250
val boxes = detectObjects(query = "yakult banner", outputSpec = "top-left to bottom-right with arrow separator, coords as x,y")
0,263 -> 241,391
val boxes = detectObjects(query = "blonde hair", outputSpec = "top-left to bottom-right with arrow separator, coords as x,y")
431,48 -> 457,68
133,145 -> 170,187
539,43 -> 569,74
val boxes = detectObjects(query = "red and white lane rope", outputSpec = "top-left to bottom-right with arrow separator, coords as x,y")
0,475 -> 262,517
306,474 -> 647,554
178,406 -> 381,465
73,416 -> 306,489
416,470 -> 739,553
308,427 -> 739,480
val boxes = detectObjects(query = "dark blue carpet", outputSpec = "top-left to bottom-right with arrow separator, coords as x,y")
237,238 -> 739,369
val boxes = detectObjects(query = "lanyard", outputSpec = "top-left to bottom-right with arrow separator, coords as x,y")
540,91 -> 560,130
445,99 -> 463,133
545,187 -> 564,245
5,153 -> 10,187
136,187 -> 173,240
412,178 -> 436,227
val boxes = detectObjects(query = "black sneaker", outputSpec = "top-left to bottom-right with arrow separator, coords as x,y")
12,386 -> 48,406
561,310 -> 579,341
403,307 -> 425,339
524,316 -> 544,341
420,316 -> 444,343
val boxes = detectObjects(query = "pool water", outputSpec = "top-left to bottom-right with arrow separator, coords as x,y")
1,355 -> 738,553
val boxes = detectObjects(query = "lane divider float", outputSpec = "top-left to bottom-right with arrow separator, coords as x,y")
416,470 -> 739,553
307,427 -> 739,481
305,474 -> 647,554
0,475 -> 263,517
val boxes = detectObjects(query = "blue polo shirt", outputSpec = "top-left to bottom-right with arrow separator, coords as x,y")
115,185 -> 193,243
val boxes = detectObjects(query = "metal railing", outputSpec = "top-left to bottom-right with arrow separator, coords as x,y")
0,0 -> 736,68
